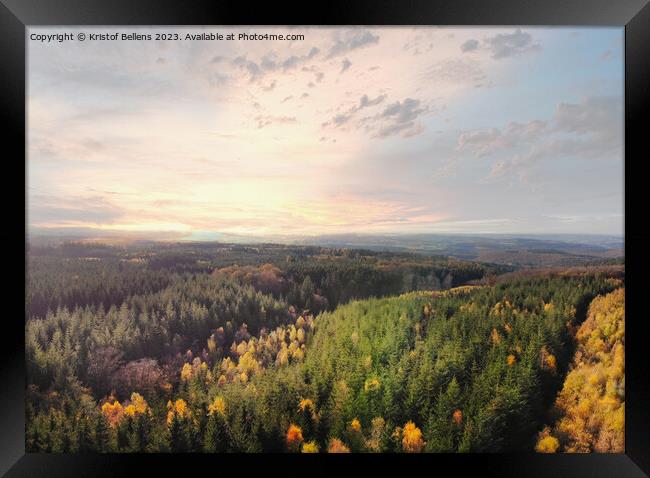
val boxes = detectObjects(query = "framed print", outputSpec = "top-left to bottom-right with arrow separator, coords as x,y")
1,0 -> 648,476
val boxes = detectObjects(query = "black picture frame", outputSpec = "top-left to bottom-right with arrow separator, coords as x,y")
2,0 -> 648,476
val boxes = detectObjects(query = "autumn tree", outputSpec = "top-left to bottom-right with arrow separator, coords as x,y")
537,288 -> 625,453
402,421 -> 425,453
327,438 -> 350,453
286,424 -> 304,452
167,399 -> 195,452
204,396 -> 230,453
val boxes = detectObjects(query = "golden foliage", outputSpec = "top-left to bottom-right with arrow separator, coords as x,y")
536,427 -> 560,453
365,417 -> 385,452
301,441 -> 319,453
539,346 -> 557,374
491,299 -> 513,318
538,288 -> 624,453
296,316 -> 305,329
490,328 -> 502,345
131,393 -> 148,413
350,418 -> 362,433
402,421 -> 425,453
327,438 -> 350,453
364,378 -> 381,393
180,363 -> 192,381
299,398 -> 314,413
123,392 -> 148,418
363,355 -> 372,369
286,424 -> 304,450
101,400 -> 124,428
236,341 -> 248,356
292,346 -> 305,362
207,335 -> 217,354
545,354 -> 557,374
166,398 -> 191,425
276,347 -> 289,366
296,327 -> 305,344
207,396 -> 226,417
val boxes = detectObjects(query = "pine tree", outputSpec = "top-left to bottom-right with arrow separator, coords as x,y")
203,412 -> 229,453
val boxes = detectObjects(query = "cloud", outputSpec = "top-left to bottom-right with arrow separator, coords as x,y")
207,72 -> 228,86
371,98 -> 429,138
460,39 -> 479,52
554,96 -> 622,142
281,47 -> 320,70
331,113 -> 352,126
29,194 -> 124,225
323,95 -> 428,139
340,58 -> 352,73
380,98 -> 426,123
260,55 -> 278,71
327,30 -> 379,58
254,115 -> 297,129
301,65 -> 325,83
359,94 -> 385,108
423,58 -> 486,85
457,96 -> 622,184
322,93 -> 387,129
232,55 -> 264,81
484,29 -> 541,59
261,80 -> 277,91
27,27 -> 623,236
457,120 -> 547,158
231,48 -> 320,82
375,121 -> 424,139
486,158 -> 521,180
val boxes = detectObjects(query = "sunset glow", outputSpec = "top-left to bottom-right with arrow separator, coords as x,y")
28,27 -> 623,239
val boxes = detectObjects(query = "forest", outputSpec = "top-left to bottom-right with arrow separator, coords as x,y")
25,240 -> 624,453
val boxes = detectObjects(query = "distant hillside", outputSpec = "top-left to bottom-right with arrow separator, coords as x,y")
28,233 -> 624,269
278,234 -> 624,268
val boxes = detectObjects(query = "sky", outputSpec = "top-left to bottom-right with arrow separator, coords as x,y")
27,27 -> 624,240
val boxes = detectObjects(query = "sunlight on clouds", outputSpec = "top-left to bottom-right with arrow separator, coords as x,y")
27,26 -> 623,237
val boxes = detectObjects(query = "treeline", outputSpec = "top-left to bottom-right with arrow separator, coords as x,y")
214,257 -> 499,313
28,242 -> 504,319
27,257 -> 175,319
536,287 -> 624,453
27,274 -> 290,395
26,268 -> 622,452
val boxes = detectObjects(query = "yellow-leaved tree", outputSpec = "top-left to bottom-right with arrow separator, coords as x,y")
402,421 -> 425,453
536,288 -> 625,453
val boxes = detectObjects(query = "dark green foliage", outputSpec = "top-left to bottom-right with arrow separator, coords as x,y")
25,240 -> 621,453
